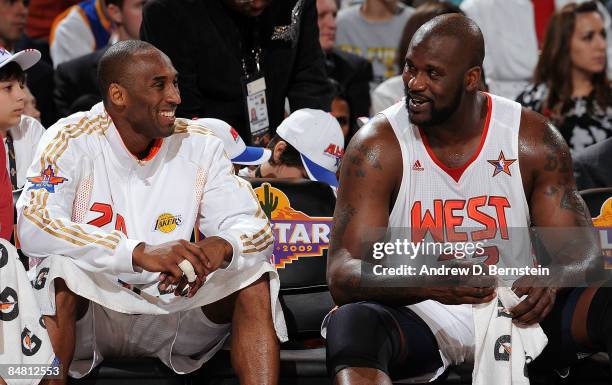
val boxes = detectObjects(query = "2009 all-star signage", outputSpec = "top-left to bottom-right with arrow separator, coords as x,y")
254,183 -> 333,268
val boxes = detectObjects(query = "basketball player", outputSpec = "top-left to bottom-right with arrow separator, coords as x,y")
16,41 -> 283,385
325,14 -> 612,384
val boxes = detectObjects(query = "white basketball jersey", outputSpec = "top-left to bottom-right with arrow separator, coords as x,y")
380,93 -> 533,372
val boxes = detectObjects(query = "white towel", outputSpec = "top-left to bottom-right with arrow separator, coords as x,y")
27,254 -> 287,343
0,240 -> 57,385
472,287 -> 548,385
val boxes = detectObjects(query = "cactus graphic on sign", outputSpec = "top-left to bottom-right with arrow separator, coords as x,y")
259,183 -> 278,219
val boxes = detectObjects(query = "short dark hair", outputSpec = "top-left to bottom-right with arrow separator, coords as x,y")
0,62 -> 26,84
267,134 -> 302,167
97,40 -> 158,103
105,0 -> 124,8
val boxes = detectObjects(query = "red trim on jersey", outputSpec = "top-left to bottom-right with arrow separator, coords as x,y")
419,93 -> 492,183
141,138 -> 163,161
111,116 -> 164,162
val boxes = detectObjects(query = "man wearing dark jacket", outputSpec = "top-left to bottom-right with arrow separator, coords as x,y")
573,137 -> 612,190
140,0 -> 333,144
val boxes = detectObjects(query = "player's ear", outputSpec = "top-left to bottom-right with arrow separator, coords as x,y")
464,66 -> 482,92
272,140 -> 287,163
108,83 -> 127,107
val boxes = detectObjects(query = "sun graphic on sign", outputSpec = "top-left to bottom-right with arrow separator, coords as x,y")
593,198 -> 612,227
254,183 -> 311,220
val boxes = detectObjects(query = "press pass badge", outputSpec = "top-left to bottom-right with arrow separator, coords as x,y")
245,76 -> 270,139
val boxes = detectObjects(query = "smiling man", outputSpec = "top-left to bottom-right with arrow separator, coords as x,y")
17,40 -> 285,385
325,13 -> 612,384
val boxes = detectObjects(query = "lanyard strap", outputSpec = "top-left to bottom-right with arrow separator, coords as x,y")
5,132 -> 17,190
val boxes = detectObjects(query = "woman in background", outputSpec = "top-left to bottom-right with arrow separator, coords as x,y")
517,1 -> 612,152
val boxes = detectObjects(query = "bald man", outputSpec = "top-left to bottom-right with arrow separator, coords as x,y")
17,40 -> 284,385
325,14 -> 612,384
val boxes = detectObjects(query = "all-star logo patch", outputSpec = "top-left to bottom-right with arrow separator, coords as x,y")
487,151 -> 516,177
27,165 -> 68,192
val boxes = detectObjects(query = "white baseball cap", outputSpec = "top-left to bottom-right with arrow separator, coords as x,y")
0,47 -> 41,71
276,109 -> 345,187
194,118 -> 271,165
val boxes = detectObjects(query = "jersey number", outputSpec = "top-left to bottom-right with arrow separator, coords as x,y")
88,203 -> 127,235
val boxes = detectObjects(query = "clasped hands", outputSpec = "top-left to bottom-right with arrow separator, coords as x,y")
131,237 -> 233,297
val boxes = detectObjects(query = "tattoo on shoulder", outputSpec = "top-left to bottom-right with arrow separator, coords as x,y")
542,126 -> 571,174
330,203 -> 357,250
343,143 -> 384,178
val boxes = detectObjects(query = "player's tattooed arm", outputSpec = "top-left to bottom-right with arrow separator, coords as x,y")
520,109 -> 601,285
527,114 -> 591,226
327,117 -> 431,306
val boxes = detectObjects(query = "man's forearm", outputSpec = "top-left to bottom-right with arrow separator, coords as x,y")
329,256 -> 430,307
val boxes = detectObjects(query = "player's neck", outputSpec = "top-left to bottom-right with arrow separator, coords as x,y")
116,123 -> 157,159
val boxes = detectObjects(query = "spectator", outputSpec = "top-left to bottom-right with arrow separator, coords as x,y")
573,137 -> 612,189
23,85 -> 41,121
49,0 -> 112,67
0,47 -> 42,241
329,79 -> 351,140
26,0 -> 79,41
193,117 -> 272,173
371,0 -> 463,113
0,0 -> 55,127
141,0 -> 332,145
244,109 -> 344,190
0,48 -> 43,190
335,0 -> 414,88
461,0 -> 612,100
54,0 -> 147,116
517,1 -> 612,152
0,0 -> 27,51
318,0 -> 373,137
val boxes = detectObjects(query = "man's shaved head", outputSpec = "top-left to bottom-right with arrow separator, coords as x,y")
403,14 -> 486,127
411,13 -> 484,69
98,40 -> 164,103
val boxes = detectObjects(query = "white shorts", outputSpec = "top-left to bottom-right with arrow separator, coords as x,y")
70,302 -> 230,378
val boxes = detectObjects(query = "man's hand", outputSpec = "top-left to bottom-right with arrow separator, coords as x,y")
155,236 -> 233,297
510,276 -> 557,326
428,286 -> 497,305
195,236 -> 234,274
132,239 -> 209,297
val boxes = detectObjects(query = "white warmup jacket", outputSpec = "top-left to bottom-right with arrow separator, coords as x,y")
16,103 -> 286,340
